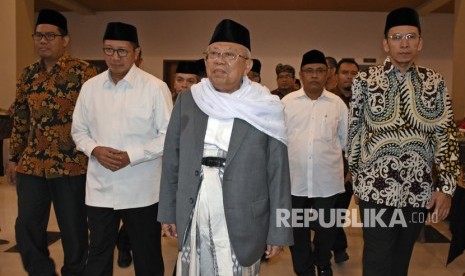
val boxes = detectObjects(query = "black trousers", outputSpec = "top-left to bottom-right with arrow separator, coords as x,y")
116,223 -> 131,251
359,200 -> 427,276
15,173 -> 88,276
332,181 -> 353,252
290,194 -> 338,275
85,204 -> 164,276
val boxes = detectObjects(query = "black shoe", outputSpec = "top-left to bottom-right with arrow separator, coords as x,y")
333,250 -> 349,263
317,266 -> 333,276
117,249 -> 133,268
297,265 -> 315,276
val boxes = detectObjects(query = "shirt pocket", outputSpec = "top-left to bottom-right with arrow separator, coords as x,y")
320,113 -> 339,142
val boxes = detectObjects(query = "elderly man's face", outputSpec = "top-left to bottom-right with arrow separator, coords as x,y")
205,42 -> 252,93
103,40 -> 139,83
34,24 -> 69,61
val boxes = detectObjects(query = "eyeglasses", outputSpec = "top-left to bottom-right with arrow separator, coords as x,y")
204,50 -> 249,63
387,33 -> 419,41
103,47 -> 129,57
302,68 -> 327,75
32,32 -> 64,41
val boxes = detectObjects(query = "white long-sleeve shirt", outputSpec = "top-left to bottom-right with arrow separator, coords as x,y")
72,64 -> 173,209
282,89 -> 348,198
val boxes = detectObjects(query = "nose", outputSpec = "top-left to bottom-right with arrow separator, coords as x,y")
400,38 -> 409,47
39,36 -> 48,43
110,52 -> 121,60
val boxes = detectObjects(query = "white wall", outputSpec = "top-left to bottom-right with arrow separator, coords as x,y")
62,11 -> 454,89
40,11 -> 458,93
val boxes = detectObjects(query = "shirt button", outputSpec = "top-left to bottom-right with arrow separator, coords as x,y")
195,170 -> 199,176
189,198 -> 194,204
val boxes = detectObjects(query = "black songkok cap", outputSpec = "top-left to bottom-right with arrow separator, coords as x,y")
209,19 -> 251,50
36,9 -> 68,34
384,7 -> 421,35
103,22 -> 139,46
176,61 -> 198,74
251,59 -> 261,74
301,50 -> 327,68
195,59 -> 206,77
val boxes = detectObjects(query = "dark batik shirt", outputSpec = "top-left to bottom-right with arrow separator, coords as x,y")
347,57 -> 459,208
9,53 -> 97,178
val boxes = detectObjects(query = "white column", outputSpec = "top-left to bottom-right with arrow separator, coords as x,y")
0,0 -> 34,109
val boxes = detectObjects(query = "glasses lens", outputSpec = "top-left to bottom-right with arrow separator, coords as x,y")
103,48 -> 114,56
45,33 -> 55,40
223,52 -> 237,61
117,49 -> 128,57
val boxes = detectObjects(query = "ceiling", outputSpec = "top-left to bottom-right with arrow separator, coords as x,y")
35,0 -> 454,14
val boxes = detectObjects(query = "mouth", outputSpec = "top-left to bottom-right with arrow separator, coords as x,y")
212,68 -> 227,75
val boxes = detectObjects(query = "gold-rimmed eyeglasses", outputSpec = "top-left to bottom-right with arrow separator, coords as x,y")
204,50 -> 249,63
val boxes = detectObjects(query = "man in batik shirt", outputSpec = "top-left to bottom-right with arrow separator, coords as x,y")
7,9 -> 97,276
347,7 -> 460,276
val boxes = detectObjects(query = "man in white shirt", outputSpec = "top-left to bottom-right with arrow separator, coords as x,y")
283,49 -> 348,276
72,22 -> 172,276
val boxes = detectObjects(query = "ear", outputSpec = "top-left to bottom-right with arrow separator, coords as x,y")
417,37 -> 423,52
244,58 -> 253,75
134,47 -> 141,59
62,35 -> 70,48
382,38 -> 390,53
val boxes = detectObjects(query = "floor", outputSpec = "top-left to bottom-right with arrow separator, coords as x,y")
1,176 -> 464,276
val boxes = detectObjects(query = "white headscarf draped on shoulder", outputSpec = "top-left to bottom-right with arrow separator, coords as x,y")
191,76 -> 288,145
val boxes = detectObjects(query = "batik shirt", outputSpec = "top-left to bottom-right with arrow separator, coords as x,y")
347,57 -> 459,208
9,53 -> 97,178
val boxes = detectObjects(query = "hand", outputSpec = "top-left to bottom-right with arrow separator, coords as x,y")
91,146 -> 123,172
113,151 -> 130,171
265,245 -> 283,259
162,223 -> 178,240
6,162 -> 17,185
427,191 -> 451,222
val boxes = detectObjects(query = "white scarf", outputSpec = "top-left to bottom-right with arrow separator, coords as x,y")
191,76 -> 288,145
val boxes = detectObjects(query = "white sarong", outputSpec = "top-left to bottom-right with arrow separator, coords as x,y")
177,149 -> 260,276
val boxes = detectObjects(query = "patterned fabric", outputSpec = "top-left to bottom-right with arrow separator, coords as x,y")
9,53 -> 97,178
347,57 -> 460,208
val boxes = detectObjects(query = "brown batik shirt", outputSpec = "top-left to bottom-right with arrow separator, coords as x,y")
9,53 -> 97,178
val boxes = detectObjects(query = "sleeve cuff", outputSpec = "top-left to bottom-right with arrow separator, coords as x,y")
84,142 -> 99,158
126,145 -> 145,166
